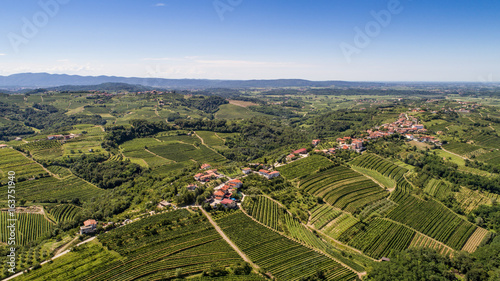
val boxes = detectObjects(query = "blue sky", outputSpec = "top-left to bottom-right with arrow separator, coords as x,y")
0,0 -> 499,81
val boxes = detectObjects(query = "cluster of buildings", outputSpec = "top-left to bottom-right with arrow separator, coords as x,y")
210,179 -> 242,208
258,169 -> 280,179
194,165 -> 224,183
47,133 -> 81,141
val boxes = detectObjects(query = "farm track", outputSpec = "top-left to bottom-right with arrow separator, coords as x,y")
17,150 -> 61,179
144,148 -> 176,163
441,148 -> 468,160
199,208 -> 262,275
193,132 -> 226,160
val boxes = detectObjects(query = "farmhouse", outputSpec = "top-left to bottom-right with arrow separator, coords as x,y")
200,163 -> 212,170
242,168 -> 252,174
220,199 -> 237,209
187,184 -> 198,191
157,200 -> 171,209
293,148 -> 308,155
0,144 -> 8,148
259,169 -> 280,179
312,139 -> 321,146
227,179 -> 242,188
80,219 -> 97,234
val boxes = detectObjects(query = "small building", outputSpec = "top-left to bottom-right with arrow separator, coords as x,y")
293,148 -> 308,155
214,190 -> 225,200
227,179 -> 242,188
242,168 -> 252,174
80,219 -> 97,234
220,199 -> 237,209
157,200 -> 171,209
14,137 -> 22,141
269,171 -> 280,178
187,184 -> 198,191
312,139 -> 321,146
201,163 -> 212,170
0,144 -> 8,148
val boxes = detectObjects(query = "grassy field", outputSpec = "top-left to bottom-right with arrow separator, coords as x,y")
351,166 -> 396,189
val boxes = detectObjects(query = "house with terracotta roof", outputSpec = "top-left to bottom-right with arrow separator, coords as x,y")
312,139 -> 321,146
220,199 -> 237,209
269,171 -> 280,178
80,219 -> 97,234
227,179 -> 242,188
0,144 -> 8,148
187,184 -> 198,191
200,163 -> 212,170
293,148 -> 308,155
242,168 -> 252,174
214,190 -> 225,200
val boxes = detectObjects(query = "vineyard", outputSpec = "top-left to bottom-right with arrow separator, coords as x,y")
423,178 -> 451,200
244,196 -> 368,272
309,205 -> 343,230
358,199 -> 397,220
17,140 -> 63,160
408,233 -> 454,256
195,131 -> 226,147
2,175 -> 108,203
321,213 -> 359,240
46,204 -> 81,223
337,218 -> 415,259
87,209 -> 244,280
455,187 -> 498,214
442,142 -> 481,156
0,148 -> 48,183
148,142 -> 226,164
300,166 -> 389,213
461,227 -> 490,253
0,212 -> 53,245
217,211 -> 357,281
350,153 -> 408,182
46,165 -> 73,178
276,155 -> 333,179
387,194 -> 477,250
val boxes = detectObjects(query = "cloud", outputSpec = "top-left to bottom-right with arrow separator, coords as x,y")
154,3 -> 165,7
142,57 -> 180,61
0,54 -> 6,56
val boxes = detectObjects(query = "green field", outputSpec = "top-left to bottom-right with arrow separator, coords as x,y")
0,212 -> 54,245
277,155 -> 333,179
300,166 -> 389,213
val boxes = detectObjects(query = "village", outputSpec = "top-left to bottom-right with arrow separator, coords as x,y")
77,110 -> 441,236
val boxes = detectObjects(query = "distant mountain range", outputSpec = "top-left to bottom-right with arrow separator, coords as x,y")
0,73 -> 381,90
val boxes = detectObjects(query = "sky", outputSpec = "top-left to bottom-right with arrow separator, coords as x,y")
0,0 -> 499,81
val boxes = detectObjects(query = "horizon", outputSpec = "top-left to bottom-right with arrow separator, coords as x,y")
1,1 -> 499,82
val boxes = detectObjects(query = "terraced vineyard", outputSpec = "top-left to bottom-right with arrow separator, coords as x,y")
0,148 -> 48,183
350,153 -> 408,181
244,196 -> 367,272
338,218 -> 415,259
423,178 -> 451,199
277,155 -> 333,179
409,233 -> 454,256
17,140 -> 63,160
90,209 -> 244,281
300,166 -> 389,213
47,204 -> 80,223
1,175 -> 107,203
322,213 -> 359,240
46,165 -> 72,178
309,205 -> 343,230
244,196 -> 284,231
455,187 -> 498,214
217,211 -> 357,281
0,212 -> 54,245
387,194 -> 477,250
461,227 -> 490,253
358,199 -> 397,220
